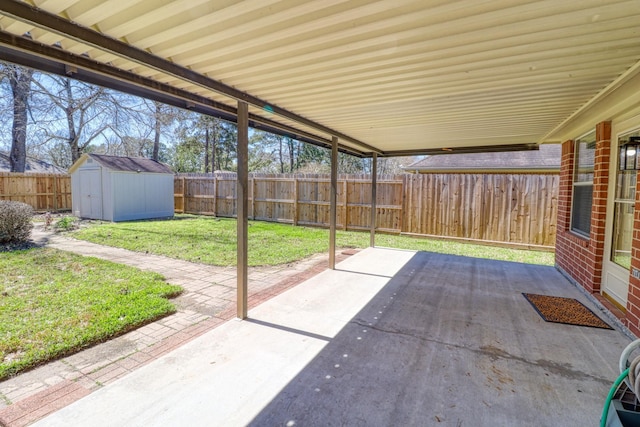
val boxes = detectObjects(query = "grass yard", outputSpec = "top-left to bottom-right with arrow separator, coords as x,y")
0,248 -> 181,380
71,215 -> 554,266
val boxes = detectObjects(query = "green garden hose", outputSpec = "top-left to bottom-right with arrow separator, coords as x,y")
601,367 -> 630,427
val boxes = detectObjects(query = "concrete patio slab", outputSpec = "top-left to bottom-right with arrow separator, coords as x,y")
0,226 -> 354,426
33,248 -> 631,426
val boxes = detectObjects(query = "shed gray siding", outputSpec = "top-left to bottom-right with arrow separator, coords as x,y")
111,172 -> 174,221
70,154 -> 174,222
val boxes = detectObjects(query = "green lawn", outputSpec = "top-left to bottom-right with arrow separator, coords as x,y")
0,248 -> 181,380
71,215 -> 554,266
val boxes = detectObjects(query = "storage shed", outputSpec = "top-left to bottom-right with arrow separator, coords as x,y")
69,154 -> 174,222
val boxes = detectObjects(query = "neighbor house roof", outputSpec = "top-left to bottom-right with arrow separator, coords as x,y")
404,144 -> 561,173
0,152 -> 66,173
68,154 -> 173,174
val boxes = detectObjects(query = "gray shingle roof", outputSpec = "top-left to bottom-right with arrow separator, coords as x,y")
0,152 -> 67,173
404,144 -> 561,172
88,154 -> 173,174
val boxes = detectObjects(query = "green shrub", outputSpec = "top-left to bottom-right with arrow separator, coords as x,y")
55,215 -> 77,231
0,201 -> 33,243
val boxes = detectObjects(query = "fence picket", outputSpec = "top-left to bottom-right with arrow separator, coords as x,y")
0,173 -> 71,211
1,172 -> 558,248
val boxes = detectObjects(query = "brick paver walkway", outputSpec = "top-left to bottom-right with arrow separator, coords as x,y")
0,226 -> 355,427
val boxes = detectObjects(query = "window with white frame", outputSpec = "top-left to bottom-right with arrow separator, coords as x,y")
571,131 -> 596,237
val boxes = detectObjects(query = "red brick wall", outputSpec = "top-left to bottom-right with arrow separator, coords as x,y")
626,171 -> 640,336
555,121 -> 611,293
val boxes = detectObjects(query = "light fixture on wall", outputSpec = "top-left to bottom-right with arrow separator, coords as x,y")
620,137 -> 640,170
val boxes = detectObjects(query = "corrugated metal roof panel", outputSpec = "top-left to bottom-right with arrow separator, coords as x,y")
2,0 -> 639,154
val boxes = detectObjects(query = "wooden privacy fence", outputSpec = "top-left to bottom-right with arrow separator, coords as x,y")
0,173 -> 71,211
175,172 -> 558,248
403,173 -> 558,247
175,173 -> 403,233
0,172 -> 557,247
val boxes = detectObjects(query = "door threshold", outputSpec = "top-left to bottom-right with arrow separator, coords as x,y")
601,291 -> 627,315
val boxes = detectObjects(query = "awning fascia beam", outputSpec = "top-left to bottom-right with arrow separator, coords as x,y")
382,143 -> 539,157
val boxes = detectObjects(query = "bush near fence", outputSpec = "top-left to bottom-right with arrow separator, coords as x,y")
175,172 -> 558,248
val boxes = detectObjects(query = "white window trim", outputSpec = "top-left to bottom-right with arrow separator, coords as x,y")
570,130 -> 596,238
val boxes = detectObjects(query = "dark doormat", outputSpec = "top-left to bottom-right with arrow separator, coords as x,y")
523,293 -> 612,329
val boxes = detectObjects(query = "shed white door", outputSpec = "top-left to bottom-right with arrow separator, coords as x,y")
79,169 -> 102,219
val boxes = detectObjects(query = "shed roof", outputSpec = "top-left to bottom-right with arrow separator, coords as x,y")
0,152 -> 66,174
404,143 -> 561,172
1,1 -> 639,157
69,154 -> 173,174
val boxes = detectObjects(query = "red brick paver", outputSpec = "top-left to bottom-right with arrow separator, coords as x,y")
0,227 -> 355,426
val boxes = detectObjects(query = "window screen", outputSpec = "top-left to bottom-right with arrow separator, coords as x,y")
570,132 -> 596,237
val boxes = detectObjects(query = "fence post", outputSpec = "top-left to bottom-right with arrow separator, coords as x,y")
182,176 -> 187,213
407,175 -> 413,233
53,174 -> 58,211
251,175 -> 256,220
293,176 -> 298,226
212,174 -> 217,216
343,178 -> 348,231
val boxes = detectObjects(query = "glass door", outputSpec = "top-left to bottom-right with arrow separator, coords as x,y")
611,169 -> 635,269
604,129 -> 640,307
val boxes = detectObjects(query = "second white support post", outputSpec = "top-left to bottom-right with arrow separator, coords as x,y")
329,136 -> 338,269
370,153 -> 377,247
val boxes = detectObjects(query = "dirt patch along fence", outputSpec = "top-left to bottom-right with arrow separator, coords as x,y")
175,172 -> 558,248
0,173 -> 71,211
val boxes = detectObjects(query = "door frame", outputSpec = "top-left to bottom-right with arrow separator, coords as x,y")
602,116 -> 640,308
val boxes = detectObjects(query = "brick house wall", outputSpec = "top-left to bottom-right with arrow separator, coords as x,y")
627,172 -> 640,336
555,121 -> 610,294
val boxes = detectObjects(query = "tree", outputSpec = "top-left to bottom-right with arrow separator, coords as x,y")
153,101 -> 162,161
297,143 -> 326,170
148,100 -> 179,162
0,63 -> 34,172
338,153 -> 366,174
0,61 -> 181,168
31,75 -> 118,167
376,156 -> 419,175
168,137 -> 205,172
251,131 -> 300,173
100,98 -> 177,162
209,119 -> 236,171
171,112 -> 237,172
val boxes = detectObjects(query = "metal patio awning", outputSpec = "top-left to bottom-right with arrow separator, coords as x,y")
2,0 -> 640,156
